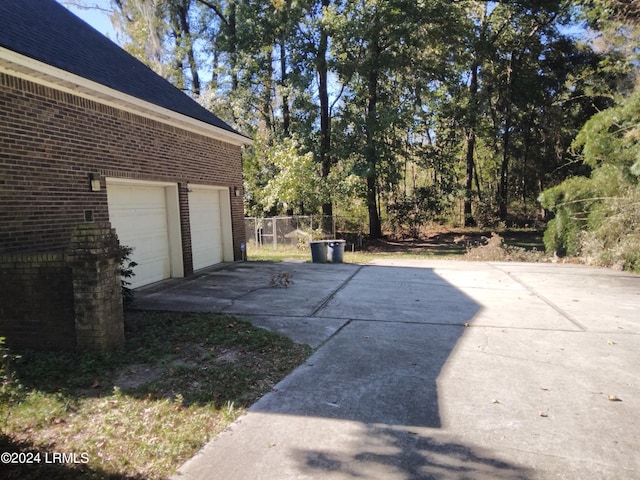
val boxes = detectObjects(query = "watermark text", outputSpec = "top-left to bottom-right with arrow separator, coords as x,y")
1,451 -> 89,465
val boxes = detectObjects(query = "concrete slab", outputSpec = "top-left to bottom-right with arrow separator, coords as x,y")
132,259 -> 640,480
440,325 -> 640,477
243,315 -> 347,349
134,261 -> 360,318
490,262 -> 640,334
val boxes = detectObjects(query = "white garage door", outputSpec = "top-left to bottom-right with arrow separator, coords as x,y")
107,183 -> 171,288
189,188 -> 224,270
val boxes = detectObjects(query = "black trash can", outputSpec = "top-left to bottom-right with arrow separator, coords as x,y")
327,240 -> 346,263
309,241 -> 328,263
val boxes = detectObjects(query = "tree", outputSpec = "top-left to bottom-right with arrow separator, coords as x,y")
540,88 -> 640,270
451,1 -> 591,224
329,0 -> 460,237
261,136 -> 325,214
539,0 -> 640,271
112,0 -> 202,95
80,0 -> 635,241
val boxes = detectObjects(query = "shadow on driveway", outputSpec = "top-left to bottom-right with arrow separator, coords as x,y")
154,262 -> 535,479
293,425 -> 530,480
249,265 -> 478,426
164,260 -> 639,479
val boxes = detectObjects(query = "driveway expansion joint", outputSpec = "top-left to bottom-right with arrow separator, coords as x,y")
309,264 -> 365,317
491,264 -> 588,332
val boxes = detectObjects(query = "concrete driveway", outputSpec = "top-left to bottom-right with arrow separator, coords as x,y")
134,259 -> 640,479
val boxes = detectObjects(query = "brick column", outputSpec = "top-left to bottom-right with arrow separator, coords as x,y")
65,223 -> 124,351
179,181 -> 194,276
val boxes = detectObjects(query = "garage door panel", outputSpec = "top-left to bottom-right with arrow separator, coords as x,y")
190,188 -> 223,271
107,183 -> 171,288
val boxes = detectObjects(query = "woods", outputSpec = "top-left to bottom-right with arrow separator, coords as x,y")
98,0 -> 638,266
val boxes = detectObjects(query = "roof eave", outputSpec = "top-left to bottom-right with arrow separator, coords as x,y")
0,46 -> 253,147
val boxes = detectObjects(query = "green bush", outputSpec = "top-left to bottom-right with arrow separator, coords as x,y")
540,88 -> 640,271
119,245 -> 137,308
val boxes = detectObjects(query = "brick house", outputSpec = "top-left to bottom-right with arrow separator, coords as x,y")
0,0 -> 251,351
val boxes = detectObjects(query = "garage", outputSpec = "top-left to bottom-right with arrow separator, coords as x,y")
189,185 -> 234,271
107,179 -> 183,288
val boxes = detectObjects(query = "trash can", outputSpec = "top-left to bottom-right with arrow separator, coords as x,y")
327,239 -> 346,263
309,241 -> 328,263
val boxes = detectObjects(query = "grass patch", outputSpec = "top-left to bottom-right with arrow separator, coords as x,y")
247,228 -> 544,263
246,242 -> 465,263
0,312 -> 311,480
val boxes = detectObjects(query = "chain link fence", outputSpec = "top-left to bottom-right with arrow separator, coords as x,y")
244,215 -> 367,250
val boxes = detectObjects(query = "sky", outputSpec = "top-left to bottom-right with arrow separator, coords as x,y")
58,0 -> 117,40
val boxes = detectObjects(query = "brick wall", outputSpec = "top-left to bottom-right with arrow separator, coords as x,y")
0,71 -> 247,351
0,252 -> 76,350
178,181 -> 194,277
0,72 -> 246,261
66,223 -> 124,351
0,223 -> 125,352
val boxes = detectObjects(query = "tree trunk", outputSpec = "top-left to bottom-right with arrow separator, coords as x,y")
229,3 -> 238,92
367,167 -> 381,238
365,60 -> 382,238
499,118 -> 511,221
319,0 -> 332,218
498,53 -> 514,221
279,4 -> 290,136
279,38 -> 290,135
175,2 -> 201,96
464,59 -> 479,227
262,55 -> 274,134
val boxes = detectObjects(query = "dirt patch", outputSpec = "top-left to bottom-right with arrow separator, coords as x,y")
113,345 -> 246,391
463,232 -> 549,262
114,363 -> 166,390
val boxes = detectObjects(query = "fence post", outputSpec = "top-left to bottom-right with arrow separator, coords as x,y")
254,217 -> 258,244
273,217 -> 277,250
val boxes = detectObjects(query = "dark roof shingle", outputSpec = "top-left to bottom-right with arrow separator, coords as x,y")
0,0 -> 242,137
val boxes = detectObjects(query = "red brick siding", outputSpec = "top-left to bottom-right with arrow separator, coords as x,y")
0,223 -> 126,352
0,72 -> 246,262
178,182 -> 194,276
0,252 -> 76,350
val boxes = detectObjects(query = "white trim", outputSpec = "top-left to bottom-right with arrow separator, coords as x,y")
0,46 -> 252,147
106,177 -> 177,188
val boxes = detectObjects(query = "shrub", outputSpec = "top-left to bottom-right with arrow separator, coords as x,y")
540,87 -> 640,271
119,245 -> 137,308
0,338 -> 22,432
